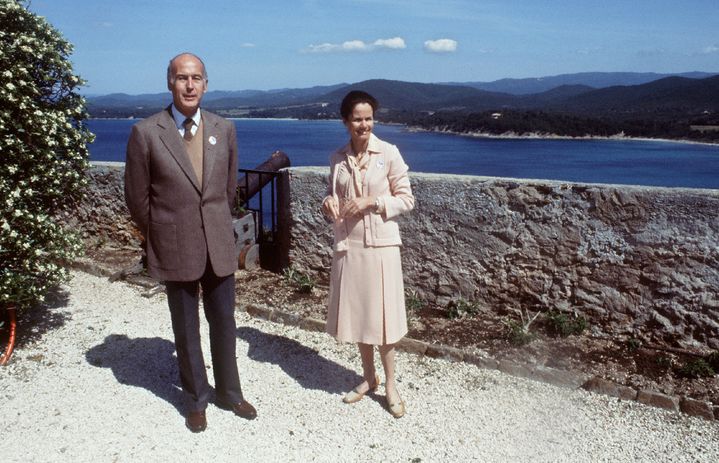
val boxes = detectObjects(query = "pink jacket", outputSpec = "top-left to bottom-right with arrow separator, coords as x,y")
324,134 -> 415,251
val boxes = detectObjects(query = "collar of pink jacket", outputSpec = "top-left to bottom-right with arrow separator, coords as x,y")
340,133 -> 382,157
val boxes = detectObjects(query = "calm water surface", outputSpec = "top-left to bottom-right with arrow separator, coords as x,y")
88,118 -> 719,189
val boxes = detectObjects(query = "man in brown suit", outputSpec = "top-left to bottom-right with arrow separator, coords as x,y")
124,52 -> 256,432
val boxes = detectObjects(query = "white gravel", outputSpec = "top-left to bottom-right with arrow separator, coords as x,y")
1,270 -> 718,462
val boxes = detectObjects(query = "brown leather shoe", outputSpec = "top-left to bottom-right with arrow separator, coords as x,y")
185,410 -> 207,433
217,399 -> 257,420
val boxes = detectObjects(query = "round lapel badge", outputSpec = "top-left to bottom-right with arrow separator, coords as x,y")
208,136 -> 217,145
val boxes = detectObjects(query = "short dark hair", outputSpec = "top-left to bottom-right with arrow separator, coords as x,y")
340,90 -> 379,120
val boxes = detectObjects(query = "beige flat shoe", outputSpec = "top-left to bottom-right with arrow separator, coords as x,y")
387,398 -> 406,419
343,374 -> 380,404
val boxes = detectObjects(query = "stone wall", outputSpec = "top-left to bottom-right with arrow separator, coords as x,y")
77,164 -> 719,349
71,163 -> 138,247
287,167 -> 719,349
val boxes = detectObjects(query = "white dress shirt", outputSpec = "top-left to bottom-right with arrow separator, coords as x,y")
171,105 -> 201,138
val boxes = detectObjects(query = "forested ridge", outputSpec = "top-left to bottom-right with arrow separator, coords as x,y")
88,73 -> 719,143
388,110 -> 719,143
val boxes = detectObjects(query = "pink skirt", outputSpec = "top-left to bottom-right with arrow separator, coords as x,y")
326,241 -> 408,345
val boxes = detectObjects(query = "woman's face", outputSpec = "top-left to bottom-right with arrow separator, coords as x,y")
344,102 -> 374,147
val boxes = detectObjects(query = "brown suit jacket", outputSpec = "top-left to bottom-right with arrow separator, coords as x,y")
124,107 -> 238,281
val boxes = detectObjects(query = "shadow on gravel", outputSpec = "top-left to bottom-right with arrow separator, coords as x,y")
13,286 -> 71,350
86,334 -> 184,414
237,326 -> 361,394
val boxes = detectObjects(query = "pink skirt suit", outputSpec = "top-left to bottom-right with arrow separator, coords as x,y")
323,134 -> 415,345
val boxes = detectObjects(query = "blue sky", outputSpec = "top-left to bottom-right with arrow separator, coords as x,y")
28,0 -> 719,95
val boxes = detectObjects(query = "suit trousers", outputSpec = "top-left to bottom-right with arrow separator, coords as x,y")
166,264 -> 243,412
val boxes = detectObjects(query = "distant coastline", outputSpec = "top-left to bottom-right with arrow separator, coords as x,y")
407,125 -> 719,147
88,117 -> 139,121
86,116 -> 719,147
85,118 -> 719,188
227,117 -> 299,121
87,116 -> 301,121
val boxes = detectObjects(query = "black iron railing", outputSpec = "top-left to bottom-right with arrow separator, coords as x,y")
237,168 -> 280,243
235,151 -> 291,272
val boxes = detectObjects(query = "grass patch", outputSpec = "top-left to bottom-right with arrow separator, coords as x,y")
282,267 -> 316,294
405,289 -> 425,312
627,337 -> 642,352
545,309 -> 588,337
677,358 -> 715,379
503,308 -> 540,346
504,319 -> 536,346
446,298 -> 481,319
655,356 -> 673,369
705,351 -> 719,371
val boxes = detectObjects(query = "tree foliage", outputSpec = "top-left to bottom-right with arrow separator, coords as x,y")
0,0 -> 93,310
388,109 -> 719,143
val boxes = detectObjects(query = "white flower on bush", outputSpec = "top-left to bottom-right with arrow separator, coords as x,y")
1,0 -> 93,310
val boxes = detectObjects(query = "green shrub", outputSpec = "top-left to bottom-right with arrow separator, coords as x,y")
446,298 -> 480,319
0,0 -> 93,310
282,267 -> 315,294
504,318 -> 536,346
627,337 -> 642,351
503,308 -> 540,346
405,289 -> 425,312
705,351 -> 719,371
545,309 -> 588,337
677,358 -> 715,379
655,356 -> 672,369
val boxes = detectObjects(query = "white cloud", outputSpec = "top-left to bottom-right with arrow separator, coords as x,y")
373,37 -> 406,49
240,43 -> 256,48
342,40 -> 369,51
424,38 -> 458,53
701,45 -> 719,54
305,43 -> 340,53
303,37 -> 405,53
304,41 -> 367,53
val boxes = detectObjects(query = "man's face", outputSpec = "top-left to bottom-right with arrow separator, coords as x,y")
168,54 -> 207,117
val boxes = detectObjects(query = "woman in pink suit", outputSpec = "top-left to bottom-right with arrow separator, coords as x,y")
322,90 -> 415,418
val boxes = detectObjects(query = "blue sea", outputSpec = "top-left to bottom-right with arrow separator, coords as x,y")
88,118 -> 719,189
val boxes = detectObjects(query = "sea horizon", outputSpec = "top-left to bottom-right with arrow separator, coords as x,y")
87,119 -> 719,190
88,116 -> 719,149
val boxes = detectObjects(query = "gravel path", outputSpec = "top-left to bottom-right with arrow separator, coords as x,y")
2,271 -> 718,462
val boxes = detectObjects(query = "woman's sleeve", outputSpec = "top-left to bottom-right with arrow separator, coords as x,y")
322,154 -> 336,207
382,146 -> 415,219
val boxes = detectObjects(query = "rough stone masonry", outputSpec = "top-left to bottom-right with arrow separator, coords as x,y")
77,164 -> 719,350
287,167 -> 719,350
